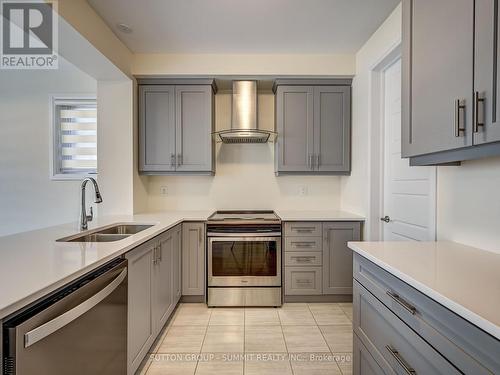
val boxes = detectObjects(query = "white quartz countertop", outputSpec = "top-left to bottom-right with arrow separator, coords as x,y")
276,210 -> 365,221
348,241 -> 500,340
0,211 -> 212,320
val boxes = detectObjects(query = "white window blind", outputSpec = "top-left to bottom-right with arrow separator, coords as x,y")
53,98 -> 97,176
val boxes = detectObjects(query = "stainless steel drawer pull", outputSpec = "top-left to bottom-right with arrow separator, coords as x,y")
455,99 -> 466,137
292,256 -> 314,262
292,227 -> 315,233
386,291 -> 416,315
296,279 -> 311,284
385,345 -> 416,374
170,153 -> 175,167
291,241 -> 314,247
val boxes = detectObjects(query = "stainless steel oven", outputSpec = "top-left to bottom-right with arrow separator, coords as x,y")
206,211 -> 282,307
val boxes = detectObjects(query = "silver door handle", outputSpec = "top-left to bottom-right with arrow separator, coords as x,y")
308,154 -> 313,169
455,99 -> 466,137
385,345 -> 416,374
157,244 -> 162,262
24,268 -> 127,348
177,153 -> 182,167
474,91 -> 485,133
386,290 -> 417,315
292,242 -> 314,248
293,256 -> 315,263
153,246 -> 157,264
315,154 -> 320,169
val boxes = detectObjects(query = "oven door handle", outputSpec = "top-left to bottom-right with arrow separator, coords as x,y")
207,232 -> 282,237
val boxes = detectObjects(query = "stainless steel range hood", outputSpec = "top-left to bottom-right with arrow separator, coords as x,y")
215,81 -> 276,144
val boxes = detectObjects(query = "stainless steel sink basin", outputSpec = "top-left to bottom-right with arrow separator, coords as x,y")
96,224 -> 153,235
67,233 -> 131,243
57,223 -> 154,243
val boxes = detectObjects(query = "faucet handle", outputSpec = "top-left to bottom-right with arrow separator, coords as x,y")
87,206 -> 94,222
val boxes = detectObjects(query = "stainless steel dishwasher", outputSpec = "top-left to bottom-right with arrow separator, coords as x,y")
2,258 -> 127,375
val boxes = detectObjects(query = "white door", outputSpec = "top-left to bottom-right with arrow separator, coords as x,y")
382,59 -> 436,241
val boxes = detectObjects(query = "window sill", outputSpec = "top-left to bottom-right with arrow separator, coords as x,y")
51,173 -> 97,181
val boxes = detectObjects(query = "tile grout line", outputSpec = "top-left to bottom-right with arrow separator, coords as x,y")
193,305 -> 212,375
277,305 -> 295,375
243,307 -> 246,375
307,303 -> 344,375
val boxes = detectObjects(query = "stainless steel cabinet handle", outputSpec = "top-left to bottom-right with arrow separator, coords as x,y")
24,268 -> 127,348
455,99 -> 466,137
385,346 -> 416,374
177,153 -> 182,167
296,279 -> 311,284
474,91 -> 485,133
292,227 -> 315,233
291,241 -> 314,247
386,290 -> 416,315
315,154 -> 320,169
292,256 -> 315,263
158,244 -> 162,262
170,153 -> 175,168
152,246 -> 157,264
308,154 -> 313,169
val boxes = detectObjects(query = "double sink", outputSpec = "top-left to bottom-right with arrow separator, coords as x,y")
58,224 -> 154,243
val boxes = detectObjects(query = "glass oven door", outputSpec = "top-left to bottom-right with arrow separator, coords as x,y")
208,236 -> 281,287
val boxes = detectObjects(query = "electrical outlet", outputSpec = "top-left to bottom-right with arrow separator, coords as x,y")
298,186 -> 308,196
160,186 -> 168,195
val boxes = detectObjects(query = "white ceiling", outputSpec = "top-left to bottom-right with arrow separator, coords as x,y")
87,0 -> 399,54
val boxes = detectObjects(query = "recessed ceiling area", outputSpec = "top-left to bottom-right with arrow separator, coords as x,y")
87,0 -> 400,54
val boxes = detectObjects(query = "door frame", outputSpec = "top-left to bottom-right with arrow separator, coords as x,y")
366,40 -> 437,241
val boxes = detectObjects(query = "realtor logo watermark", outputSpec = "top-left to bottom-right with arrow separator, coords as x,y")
1,0 -> 58,69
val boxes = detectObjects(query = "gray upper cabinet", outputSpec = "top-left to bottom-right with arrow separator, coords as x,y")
402,0 -> 500,165
315,86 -> 351,172
474,0 -> 500,145
139,85 -> 176,172
323,222 -> 360,295
275,86 -> 314,173
175,85 -> 214,172
138,80 -> 216,175
274,80 -> 351,175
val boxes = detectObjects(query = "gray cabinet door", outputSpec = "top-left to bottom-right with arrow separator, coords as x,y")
402,0 -> 474,157
323,222 -> 360,295
172,225 -> 182,304
175,85 -> 214,172
139,85 -> 176,172
153,230 -> 174,333
284,266 -> 322,295
474,0 -> 500,145
182,222 -> 205,296
314,86 -> 351,172
275,86 -> 315,172
126,241 -> 155,375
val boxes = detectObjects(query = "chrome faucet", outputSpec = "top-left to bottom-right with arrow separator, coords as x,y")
80,177 -> 103,230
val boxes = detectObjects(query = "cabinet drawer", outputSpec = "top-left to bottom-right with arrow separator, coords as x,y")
354,254 -> 499,374
285,252 -> 322,266
353,280 -> 460,375
353,333 -> 387,375
284,222 -> 322,237
284,266 -> 322,295
284,237 -> 322,252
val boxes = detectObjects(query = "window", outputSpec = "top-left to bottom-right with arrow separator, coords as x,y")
51,97 -> 97,179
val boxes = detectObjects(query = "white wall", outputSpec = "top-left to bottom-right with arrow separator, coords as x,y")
437,158 -> 500,253
0,60 -> 97,236
340,4 -> 402,238
147,93 -> 342,211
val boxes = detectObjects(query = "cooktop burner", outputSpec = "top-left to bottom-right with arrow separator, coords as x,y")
207,210 -> 280,223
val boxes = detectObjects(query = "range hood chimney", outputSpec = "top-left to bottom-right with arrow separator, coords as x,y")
215,80 -> 275,144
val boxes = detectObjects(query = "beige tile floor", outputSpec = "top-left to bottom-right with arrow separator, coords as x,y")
138,302 -> 353,375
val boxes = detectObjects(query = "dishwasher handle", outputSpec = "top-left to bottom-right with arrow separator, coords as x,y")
24,267 -> 127,348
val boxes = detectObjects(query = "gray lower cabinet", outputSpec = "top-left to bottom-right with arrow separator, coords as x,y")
182,222 -> 205,297
126,225 -> 182,375
402,0 -> 500,165
323,222 -> 360,295
139,80 -> 216,175
284,221 -> 362,298
353,334 -> 387,375
274,80 -> 351,175
353,253 -> 500,374
172,225 -> 182,303
126,239 -> 155,375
